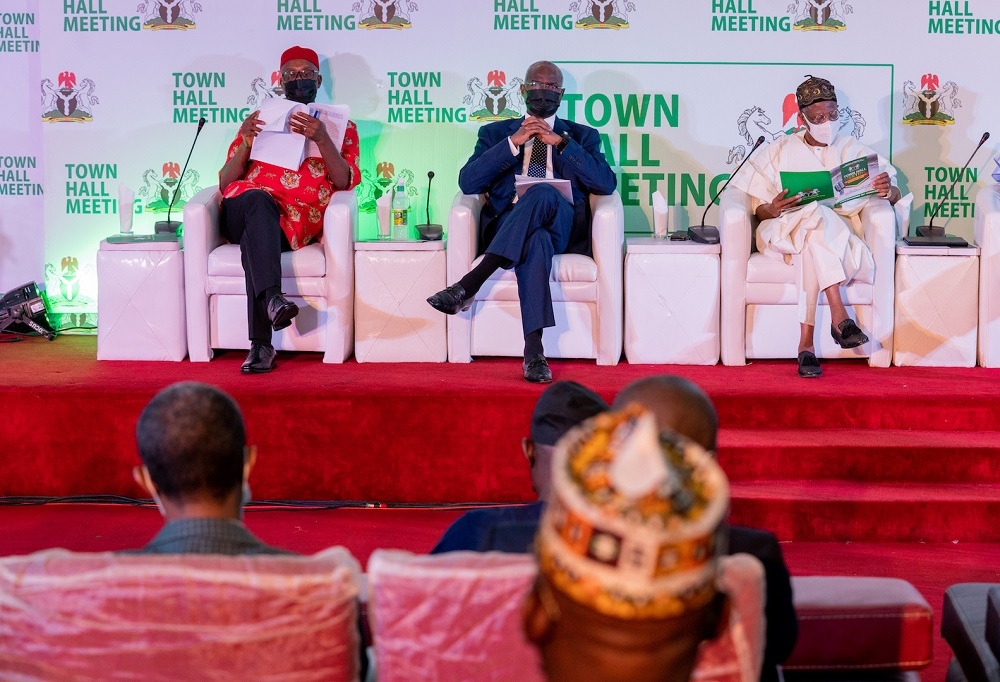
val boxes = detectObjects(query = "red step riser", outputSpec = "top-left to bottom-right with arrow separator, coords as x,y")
713,396 -> 997,432
718,446 -> 1000,483
730,498 -> 1000,543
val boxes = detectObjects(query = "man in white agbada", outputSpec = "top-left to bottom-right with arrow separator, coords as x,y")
732,76 -> 901,378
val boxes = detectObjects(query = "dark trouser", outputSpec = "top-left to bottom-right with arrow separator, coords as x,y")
220,190 -> 291,344
485,184 -> 574,336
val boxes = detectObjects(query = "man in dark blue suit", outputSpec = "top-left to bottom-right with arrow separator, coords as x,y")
427,61 -> 616,383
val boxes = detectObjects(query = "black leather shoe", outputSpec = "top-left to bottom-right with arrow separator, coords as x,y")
831,318 -> 869,349
427,284 -> 473,315
522,354 -> 552,384
267,294 -> 299,331
241,342 -> 277,374
797,350 -> 822,378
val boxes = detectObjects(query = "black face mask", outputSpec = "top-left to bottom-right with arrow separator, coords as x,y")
284,78 -> 318,104
525,89 -> 562,119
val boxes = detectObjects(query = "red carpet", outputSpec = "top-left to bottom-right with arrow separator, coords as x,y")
3,335 -> 999,680
1,503 -> 997,682
3,336 -> 999,542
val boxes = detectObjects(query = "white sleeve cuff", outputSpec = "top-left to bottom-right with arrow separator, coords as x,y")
507,136 -> 519,157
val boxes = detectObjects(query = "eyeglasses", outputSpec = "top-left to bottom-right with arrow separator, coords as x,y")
524,81 -> 564,92
281,68 -> 319,82
804,109 -> 840,125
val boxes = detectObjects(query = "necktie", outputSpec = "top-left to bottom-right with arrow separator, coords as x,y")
527,139 -> 548,178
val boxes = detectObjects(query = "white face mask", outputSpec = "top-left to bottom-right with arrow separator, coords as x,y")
806,119 -> 836,146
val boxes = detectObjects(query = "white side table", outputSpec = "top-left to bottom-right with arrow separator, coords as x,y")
625,238 -> 720,365
894,241 -> 980,367
97,239 -> 187,361
354,240 -> 447,362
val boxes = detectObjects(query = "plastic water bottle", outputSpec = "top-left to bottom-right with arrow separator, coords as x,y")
391,182 -> 409,240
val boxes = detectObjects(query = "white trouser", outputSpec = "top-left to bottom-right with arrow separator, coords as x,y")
759,204 -> 869,326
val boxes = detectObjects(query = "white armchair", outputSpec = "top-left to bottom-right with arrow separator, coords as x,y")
183,187 -> 356,363
719,189 -> 897,367
975,184 -> 1000,367
446,191 -> 624,365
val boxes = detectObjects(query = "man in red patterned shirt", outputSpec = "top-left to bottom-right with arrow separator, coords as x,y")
218,46 -> 361,374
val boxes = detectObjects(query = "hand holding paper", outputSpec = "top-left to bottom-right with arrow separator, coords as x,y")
248,100 -> 350,170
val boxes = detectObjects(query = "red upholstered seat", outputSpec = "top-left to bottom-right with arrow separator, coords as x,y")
784,576 -> 933,673
0,548 -> 362,681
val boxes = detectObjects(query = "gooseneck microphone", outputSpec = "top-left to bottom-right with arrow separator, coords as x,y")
155,116 -> 207,234
917,131 -> 990,238
688,135 -> 767,244
416,170 -> 443,240
425,171 -> 434,226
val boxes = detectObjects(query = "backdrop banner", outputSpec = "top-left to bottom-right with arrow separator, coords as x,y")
8,0 -> 999,323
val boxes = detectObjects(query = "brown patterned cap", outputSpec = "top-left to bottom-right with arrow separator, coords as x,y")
536,405 -> 729,620
796,75 -> 837,108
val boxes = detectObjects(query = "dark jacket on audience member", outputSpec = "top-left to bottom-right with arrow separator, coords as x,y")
431,507 -> 797,681
133,518 -> 291,556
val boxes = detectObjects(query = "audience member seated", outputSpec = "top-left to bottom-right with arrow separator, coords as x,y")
613,375 -> 798,682
130,381 -> 290,555
522,406 -> 731,682
431,380 -> 608,554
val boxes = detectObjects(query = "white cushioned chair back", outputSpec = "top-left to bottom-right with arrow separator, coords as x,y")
0,547 -> 362,682
367,550 -> 764,682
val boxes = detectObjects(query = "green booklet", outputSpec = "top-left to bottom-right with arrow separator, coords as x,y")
780,153 -> 880,208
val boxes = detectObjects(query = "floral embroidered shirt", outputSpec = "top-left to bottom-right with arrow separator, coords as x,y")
222,119 -> 360,250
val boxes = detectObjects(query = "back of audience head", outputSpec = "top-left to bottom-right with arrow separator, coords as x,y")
524,406 -> 729,681
133,382 -> 254,520
524,381 -> 609,499
612,374 -> 718,451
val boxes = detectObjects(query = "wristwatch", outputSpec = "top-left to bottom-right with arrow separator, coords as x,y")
556,133 -> 570,154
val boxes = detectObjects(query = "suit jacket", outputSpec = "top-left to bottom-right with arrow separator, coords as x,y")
730,525 -> 799,682
132,518 -> 292,556
458,117 -> 617,257
430,502 -> 544,554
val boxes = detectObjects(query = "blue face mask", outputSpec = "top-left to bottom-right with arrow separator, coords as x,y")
284,78 -> 318,104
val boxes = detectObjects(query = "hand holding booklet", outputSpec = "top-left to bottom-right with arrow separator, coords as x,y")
780,153 -> 880,208
249,98 -> 350,171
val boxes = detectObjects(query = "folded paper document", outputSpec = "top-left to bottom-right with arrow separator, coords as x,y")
514,175 -> 573,203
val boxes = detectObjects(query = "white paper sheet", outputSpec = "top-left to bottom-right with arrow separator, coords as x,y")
305,104 -> 350,155
514,175 -> 573,203
249,99 -> 351,170
249,98 -> 308,170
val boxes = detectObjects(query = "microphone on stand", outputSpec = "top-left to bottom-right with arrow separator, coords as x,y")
688,135 -> 767,244
415,170 -> 443,240
912,131 -> 990,243
155,117 -> 207,234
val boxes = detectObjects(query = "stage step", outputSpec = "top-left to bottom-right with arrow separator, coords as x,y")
3,337 -> 1000,543
712,393 -> 998,432
730,481 -> 1000,542
717,428 -> 1000,483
